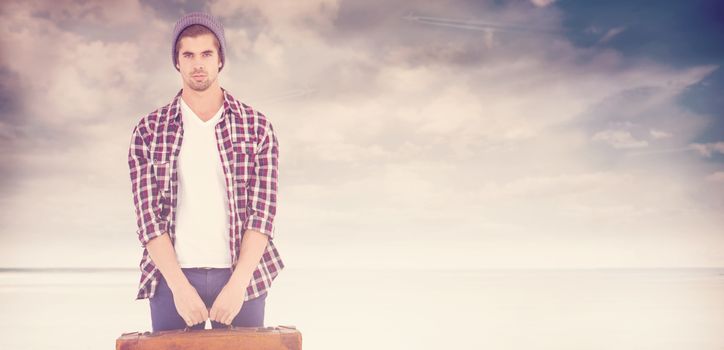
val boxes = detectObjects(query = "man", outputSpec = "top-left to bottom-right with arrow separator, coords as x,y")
127,11 -> 284,332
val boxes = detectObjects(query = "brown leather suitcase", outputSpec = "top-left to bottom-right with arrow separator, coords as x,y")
116,325 -> 302,350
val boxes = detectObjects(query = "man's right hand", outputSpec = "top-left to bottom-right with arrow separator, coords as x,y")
143,233 -> 209,327
170,281 -> 209,327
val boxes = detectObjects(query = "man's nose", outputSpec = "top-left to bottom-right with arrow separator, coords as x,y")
192,57 -> 205,70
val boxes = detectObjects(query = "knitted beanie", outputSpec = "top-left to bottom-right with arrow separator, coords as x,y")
171,12 -> 227,72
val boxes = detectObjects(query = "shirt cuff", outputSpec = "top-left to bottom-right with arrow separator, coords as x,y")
244,214 -> 275,240
138,220 -> 168,248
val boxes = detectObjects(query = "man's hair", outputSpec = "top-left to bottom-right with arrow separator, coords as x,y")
174,24 -> 221,65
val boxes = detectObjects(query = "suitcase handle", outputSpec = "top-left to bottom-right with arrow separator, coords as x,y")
181,325 -> 282,332
182,324 -> 237,332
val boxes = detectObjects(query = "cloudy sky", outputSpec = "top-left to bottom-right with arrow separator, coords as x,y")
1,0 -> 722,269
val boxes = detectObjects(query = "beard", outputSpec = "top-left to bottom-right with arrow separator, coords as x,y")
188,74 -> 214,91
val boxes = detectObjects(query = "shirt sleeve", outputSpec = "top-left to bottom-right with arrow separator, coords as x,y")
128,121 -> 168,248
244,119 -> 279,239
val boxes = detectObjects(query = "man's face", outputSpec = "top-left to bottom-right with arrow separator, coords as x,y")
175,33 -> 222,92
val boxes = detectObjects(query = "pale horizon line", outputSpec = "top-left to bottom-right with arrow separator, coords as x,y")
1,266 -> 723,273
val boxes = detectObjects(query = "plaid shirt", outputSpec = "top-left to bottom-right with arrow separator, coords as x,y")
127,87 -> 284,301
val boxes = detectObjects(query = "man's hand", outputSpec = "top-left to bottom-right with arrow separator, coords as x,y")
170,282 -> 209,327
209,281 -> 247,325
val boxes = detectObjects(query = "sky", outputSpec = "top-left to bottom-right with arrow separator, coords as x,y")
0,0 -> 722,269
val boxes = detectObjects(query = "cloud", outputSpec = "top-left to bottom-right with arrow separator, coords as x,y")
476,171 -> 634,199
20,0 -> 147,26
0,1 -> 170,126
530,0 -> 556,8
690,142 -> 724,157
400,14 -> 561,35
597,26 -> 626,44
706,171 -> 724,183
208,0 -> 340,34
1,0 -> 723,269
592,129 -> 648,149
0,66 -> 24,128
649,129 -> 672,139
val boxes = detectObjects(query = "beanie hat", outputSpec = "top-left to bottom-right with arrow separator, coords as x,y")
171,12 -> 227,72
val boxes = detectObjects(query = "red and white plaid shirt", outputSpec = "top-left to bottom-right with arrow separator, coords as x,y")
127,87 -> 284,301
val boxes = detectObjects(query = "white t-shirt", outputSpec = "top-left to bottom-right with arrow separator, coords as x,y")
174,96 -> 232,268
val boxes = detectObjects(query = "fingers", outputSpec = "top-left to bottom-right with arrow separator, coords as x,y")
213,310 -> 229,325
209,306 -> 218,322
213,305 -> 232,325
196,298 -> 209,322
209,304 -> 230,325
182,306 -> 210,327
183,316 -> 197,327
183,315 -> 200,327
198,305 -> 207,322
172,286 -> 210,328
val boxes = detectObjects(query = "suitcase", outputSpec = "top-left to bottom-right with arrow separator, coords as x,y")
116,325 -> 302,350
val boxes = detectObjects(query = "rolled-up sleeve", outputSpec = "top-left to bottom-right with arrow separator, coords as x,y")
244,119 -> 279,239
128,122 -> 167,248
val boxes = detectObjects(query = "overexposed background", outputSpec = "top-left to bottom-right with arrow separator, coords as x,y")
1,268 -> 724,349
1,0 -> 723,349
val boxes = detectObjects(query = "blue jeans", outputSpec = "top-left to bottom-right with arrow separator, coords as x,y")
150,267 -> 267,332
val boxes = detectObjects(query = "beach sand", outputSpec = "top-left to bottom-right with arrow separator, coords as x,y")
1,268 -> 722,350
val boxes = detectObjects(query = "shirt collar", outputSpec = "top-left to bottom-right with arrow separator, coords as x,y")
168,86 -> 242,124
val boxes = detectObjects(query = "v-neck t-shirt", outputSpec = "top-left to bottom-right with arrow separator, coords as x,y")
174,97 -> 231,268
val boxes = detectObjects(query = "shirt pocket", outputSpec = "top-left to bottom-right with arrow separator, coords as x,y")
151,151 -> 172,218
233,141 -> 256,217
233,141 -> 256,183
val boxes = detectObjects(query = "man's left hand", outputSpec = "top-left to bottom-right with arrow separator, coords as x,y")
209,282 -> 247,325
